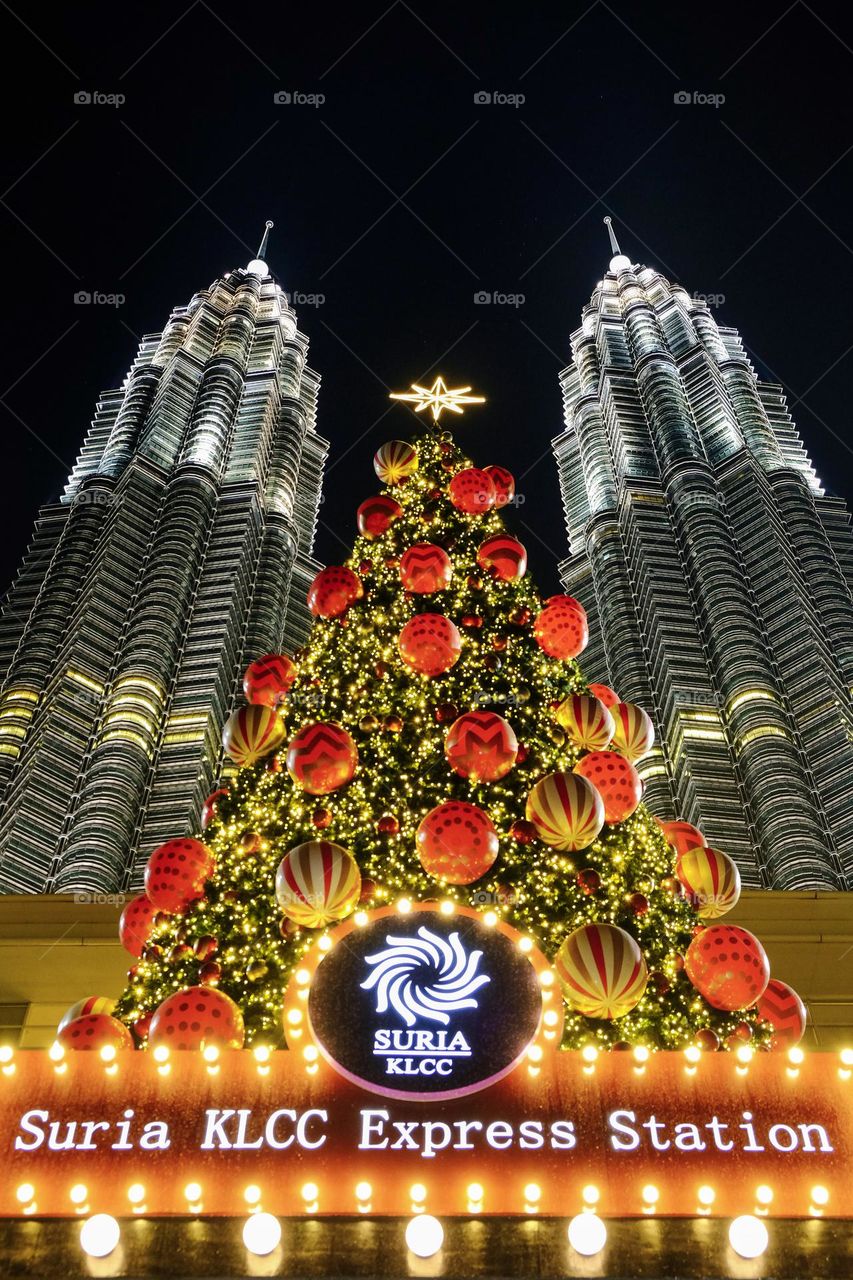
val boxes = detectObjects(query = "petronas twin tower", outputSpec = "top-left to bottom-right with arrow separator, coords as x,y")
1,222 -> 852,894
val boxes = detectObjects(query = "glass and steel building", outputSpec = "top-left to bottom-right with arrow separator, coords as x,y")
554,221 -> 853,889
0,227 -> 327,894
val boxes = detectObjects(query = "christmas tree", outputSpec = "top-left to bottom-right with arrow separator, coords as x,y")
60,381 -> 806,1056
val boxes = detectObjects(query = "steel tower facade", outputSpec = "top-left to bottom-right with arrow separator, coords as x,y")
0,233 -> 327,893
554,227 -> 853,889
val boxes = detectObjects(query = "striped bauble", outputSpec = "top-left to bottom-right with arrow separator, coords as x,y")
222,704 -> 285,767
58,995 -> 116,1033
525,771 -> 605,851
476,535 -> 528,582
555,694 -> 615,751
556,923 -> 648,1019
275,840 -> 362,929
659,819 -> 707,857
399,543 -> 453,593
243,653 -> 297,708
611,700 -> 655,762
676,845 -> 741,919
286,722 -> 358,795
374,440 -> 418,485
756,979 -> 807,1049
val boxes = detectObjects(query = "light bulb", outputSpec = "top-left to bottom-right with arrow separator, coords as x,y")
405,1214 -> 444,1258
728,1215 -> 769,1259
242,1212 -> 281,1256
80,1214 -> 120,1258
567,1213 -> 607,1256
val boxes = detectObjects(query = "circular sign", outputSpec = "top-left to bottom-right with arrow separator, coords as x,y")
300,904 -> 551,1101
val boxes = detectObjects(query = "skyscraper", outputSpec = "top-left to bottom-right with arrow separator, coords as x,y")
554,220 -> 853,891
0,226 -> 328,894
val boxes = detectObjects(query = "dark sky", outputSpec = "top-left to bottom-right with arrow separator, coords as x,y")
3,1 -> 853,595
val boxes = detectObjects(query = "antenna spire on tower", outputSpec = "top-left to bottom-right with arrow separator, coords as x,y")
256,219 -> 274,260
603,216 -> 621,256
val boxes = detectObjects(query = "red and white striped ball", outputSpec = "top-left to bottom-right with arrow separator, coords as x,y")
145,837 -> 214,913
416,801 -> 499,884
275,840 -> 361,928
756,979 -> 807,1049
58,1014 -> 133,1051
555,694 -> 615,751
573,751 -> 642,824
400,543 -> 453,593
357,494 -> 403,539
286,721 -> 358,795
483,465 -> 515,507
525,771 -> 605,851
119,892 -> 160,957
534,597 -> 589,660
444,710 -> 518,782
243,653 -> 297,707
659,819 -> 707,857
200,788 -> 228,830
398,613 -> 462,677
676,845 -> 741,919
685,925 -> 770,1012
587,682 -> 620,710
556,923 -> 648,1020
611,701 -> 655,762
476,535 -> 527,582
307,565 -> 364,618
58,995 -> 115,1033
448,468 -> 496,515
148,986 -> 245,1051
374,440 -> 418,485
222,704 -> 285,767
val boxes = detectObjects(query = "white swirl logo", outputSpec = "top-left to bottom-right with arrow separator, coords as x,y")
361,927 -> 491,1027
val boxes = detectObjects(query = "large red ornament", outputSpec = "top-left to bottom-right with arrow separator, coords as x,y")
417,801 -> 499,884
58,1014 -> 133,1052
275,840 -> 361,929
659,820 -> 707,857
574,752 -> 642,824
286,722 -> 358,795
448,468 -> 496,515
374,440 -> 418,485
676,845 -> 741,919
611,701 -> 655,762
58,996 -> 115,1033
685,925 -> 770,1011
534,597 -> 589,660
307,566 -> 363,618
200,788 -> 228,830
243,653 -> 297,707
756,979 -> 807,1049
476,535 -> 527,582
525,772 -> 605,851
556,923 -> 648,1019
222,704 -> 285,766
357,494 -> 403,539
587,682 -> 620,710
148,986 -> 245,1051
119,893 -> 160,957
400,543 -> 453,593
444,711 -> 518,782
483,465 -> 515,507
398,614 -> 462,677
145,837 -> 214,913
555,694 -> 615,751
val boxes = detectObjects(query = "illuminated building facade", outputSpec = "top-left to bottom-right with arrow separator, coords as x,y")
0,229 -> 327,894
554,223 -> 853,890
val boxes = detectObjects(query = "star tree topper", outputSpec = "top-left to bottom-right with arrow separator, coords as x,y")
389,376 -> 486,422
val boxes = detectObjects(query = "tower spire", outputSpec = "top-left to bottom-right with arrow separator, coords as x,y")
256,219 -> 273,260
247,220 -> 274,276
603,215 -> 621,256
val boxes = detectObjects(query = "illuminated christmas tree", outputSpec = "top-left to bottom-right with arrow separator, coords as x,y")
60,381 -> 807,1056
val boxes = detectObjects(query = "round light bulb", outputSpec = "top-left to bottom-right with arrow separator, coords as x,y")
80,1214 -> 120,1258
728,1214 -> 769,1259
242,1212 -> 281,1256
568,1212 -> 607,1257
405,1214 -> 444,1258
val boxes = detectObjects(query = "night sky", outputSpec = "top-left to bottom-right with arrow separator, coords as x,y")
3,1 -> 853,596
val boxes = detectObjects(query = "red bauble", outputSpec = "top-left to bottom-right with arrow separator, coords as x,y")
200,788 -> 228,830
194,935 -> 218,961
434,702 -> 459,724
659,819 -> 707,856
476,535 -> 527,582
629,892 -> 649,916
398,614 -> 462,677
359,878 -> 378,903
133,1013 -> 152,1042
377,814 -> 400,836
286,722 -> 358,795
312,806 -> 332,829
243,653 -> 297,707
144,837 -> 214,913
399,543 -> 453,593
577,867 -> 601,895
307,566 -> 363,618
119,893 -> 160,957
534,597 -> 589,660
58,1014 -> 133,1052
511,818 -> 537,844
357,494 -> 402,540
444,711 -> 518,782
239,830 -> 262,854
416,801 -> 499,884
148,986 -> 245,1051
199,961 -> 221,985
574,751 -> 642,824
383,714 -> 403,733
461,613 -> 483,629
685,925 -> 770,1012
756,979 -> 807,1049
509,606 -> 532,627
483,464 -> 515,507
587,682 -> 620,710
448,468 -> 496,515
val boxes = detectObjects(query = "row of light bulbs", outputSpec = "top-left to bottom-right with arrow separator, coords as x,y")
72,1208 -> 777,1261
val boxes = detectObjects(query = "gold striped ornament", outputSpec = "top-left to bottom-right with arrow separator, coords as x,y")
373,440 -> 418,485
275,840 -> 362,929
525,771 -> 605,851
555,694 -> 615,751
676,845 -> 741,919
610,700 -> 655,762
222,704 -> 285,767
555,922 -> 648,1019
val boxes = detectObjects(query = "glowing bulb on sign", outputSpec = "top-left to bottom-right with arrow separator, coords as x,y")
568,1213 -> 607,1257
80,1214 -> 120,1258
405,1214 -> 444,1257
243,1213 -> 281,1256
728,1215 -> 769,1259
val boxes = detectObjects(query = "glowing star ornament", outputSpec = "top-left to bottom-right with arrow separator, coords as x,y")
389,376 -> 485,422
